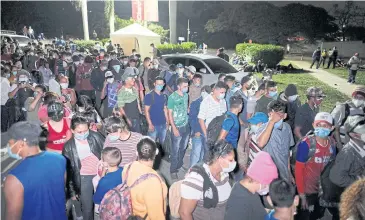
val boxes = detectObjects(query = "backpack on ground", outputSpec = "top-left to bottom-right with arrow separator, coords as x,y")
169,164 -> 219,218
206,114 -> 232,146
99,164 -> 161,220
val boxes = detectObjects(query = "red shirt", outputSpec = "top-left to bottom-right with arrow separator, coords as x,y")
47,118 -> 70,151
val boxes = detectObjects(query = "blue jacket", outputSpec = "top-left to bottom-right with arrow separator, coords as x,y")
189,96 -> 203,134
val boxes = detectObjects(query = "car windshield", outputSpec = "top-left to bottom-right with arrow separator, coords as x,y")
203,58 -> 238,74
11,36 -> 30,44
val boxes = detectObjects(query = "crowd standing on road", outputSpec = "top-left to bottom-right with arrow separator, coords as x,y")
1,37 -> 365,220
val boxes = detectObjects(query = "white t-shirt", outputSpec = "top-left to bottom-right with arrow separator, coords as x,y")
198,95 -> 227,127
1,77 -> 10,105
49,78 -> 61,96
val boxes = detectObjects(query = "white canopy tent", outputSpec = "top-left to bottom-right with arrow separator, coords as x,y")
110,23 -> 161,58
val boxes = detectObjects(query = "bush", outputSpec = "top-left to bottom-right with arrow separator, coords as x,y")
100,38 -> 111,46
74,40 -> 99,51
236,43 -> 284,67
157,42 -> 197,55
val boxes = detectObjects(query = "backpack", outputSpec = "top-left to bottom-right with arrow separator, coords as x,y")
331,103 -> 350,127
206,114 -> 232,146
169,164 -> 219,218
99,164 -> 162,220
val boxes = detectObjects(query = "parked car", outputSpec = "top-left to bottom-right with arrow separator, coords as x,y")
1,30 -> 32,48
160,53 -> 259,87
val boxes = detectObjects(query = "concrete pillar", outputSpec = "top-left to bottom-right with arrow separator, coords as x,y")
169,0 -> 177,44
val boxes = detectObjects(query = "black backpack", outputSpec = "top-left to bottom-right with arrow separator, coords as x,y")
206,114 -> 232,146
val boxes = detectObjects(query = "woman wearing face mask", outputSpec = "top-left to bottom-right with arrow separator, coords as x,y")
179,140 -> 235,220
60,76 -> 76,107
45,101 -> 72,154
224,151 -> 278,220
62,114 -> 105,220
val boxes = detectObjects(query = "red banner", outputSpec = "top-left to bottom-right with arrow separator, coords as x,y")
132,0 -> 144,21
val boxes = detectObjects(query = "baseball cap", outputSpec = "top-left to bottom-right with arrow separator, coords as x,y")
352,85 -> 365,97
185,65 -> 196,74
105,71 -> 113,78
176,63 -> 184,68
3,121 -> 42,145
345,115 -> 365,134
306,87 -> 326,98
47,102 -> 64,120
247,151 -> 278,185
247,112 -> 269,125
314,112 -> 333,125
121,67 -> 138,81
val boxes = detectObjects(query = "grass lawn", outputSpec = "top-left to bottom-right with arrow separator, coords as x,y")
255,72 -> 349,112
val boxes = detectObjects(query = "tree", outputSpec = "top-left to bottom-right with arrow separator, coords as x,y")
72,0 -> 89,40
332,1 -> 362,41
104,0 -> 115,34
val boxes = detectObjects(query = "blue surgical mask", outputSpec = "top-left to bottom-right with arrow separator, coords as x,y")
269,91 -> 278,98
33,91 -> 38,97
12,71 -> 17,76
108,134 -> 119,141
7,143 -> 22,160
155,85 -> 164,91
182,88 -> 188,93
250,124 -> 259,134
74,131 -> 89,140
113,65 -> 121,73
218,93 -> 225,100
274,119 -> 283,129
314,127 -> 331,138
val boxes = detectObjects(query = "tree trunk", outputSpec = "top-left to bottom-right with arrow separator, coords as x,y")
109,0 -> 115,34
81,0 -> 89,40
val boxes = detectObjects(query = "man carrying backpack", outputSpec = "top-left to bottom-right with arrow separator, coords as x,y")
295,112 -> 337,220
331,86 -> 365,150
330,115 -> 365,189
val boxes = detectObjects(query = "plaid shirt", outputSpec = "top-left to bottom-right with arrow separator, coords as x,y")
107,82 -> 120,108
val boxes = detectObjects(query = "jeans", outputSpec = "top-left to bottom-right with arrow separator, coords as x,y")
348,69 -> 357,83
80,175 -> 95,220
130,118 -> 142,134
95,91 -> 103,113
148,124 -> 167,143
310,58 -> 320,69
190,134 -> 205,168
170,124 -> 190,174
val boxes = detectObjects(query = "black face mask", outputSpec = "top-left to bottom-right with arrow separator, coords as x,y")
51,113 -> 63,122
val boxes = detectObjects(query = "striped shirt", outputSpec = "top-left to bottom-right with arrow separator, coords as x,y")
248,135 -> 260,166
181,163 -> 232,220
76,140 -> 99,175
198,95 -> 227,127
103,132 -> 142,166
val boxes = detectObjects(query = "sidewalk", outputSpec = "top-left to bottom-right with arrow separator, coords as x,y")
289,60 -> 357,97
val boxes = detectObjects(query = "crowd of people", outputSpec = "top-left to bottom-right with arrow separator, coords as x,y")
1,37 -> 365,220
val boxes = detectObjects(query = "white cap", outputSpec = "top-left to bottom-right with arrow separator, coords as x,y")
105,71 -> 113,78
314,112 -> 333,125
185,65 -> 196,74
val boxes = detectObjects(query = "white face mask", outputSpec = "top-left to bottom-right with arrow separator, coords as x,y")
80,60 -> 84,64
123,61 -> 128,65
352,99 -> 365,108
201,91 -> 209,99
60,83 -> 69,89
220,159 -> 236,173
288,95 -> 298,102
19,77 -> 28,82
250,124 -> 259,134
74,61 -> 80,66
107,78 -> 114,84
257,184 -> 269,195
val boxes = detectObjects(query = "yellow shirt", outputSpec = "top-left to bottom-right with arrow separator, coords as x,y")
122,161 -> 167,220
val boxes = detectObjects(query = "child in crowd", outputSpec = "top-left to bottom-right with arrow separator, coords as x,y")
93,147 -> 123,205
266,178 -> 299,220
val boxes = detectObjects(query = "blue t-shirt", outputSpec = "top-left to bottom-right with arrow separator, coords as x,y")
144,91 -> 167,126
222,112 -> 240,148
93,167 -> 123,204
265,210 -> 279,220
9,151 -> 67,220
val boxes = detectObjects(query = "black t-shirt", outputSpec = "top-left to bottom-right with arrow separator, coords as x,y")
224,183 -> 267,220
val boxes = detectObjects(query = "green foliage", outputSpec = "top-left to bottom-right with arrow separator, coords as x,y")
74,40 -> 99,50
236,43 -> 284,67
157,42 -> 197,55
100,38 -> 111,46
147,23 -> 169,43
115,17 -> 135,30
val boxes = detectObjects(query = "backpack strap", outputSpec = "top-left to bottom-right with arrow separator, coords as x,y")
339,103 -> 350,126
306,135 -> 317,162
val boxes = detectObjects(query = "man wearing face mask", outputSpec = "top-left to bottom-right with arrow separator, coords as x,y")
119,56 -> 129,69
108,59 -> 122,81
189,73 -> 203,106
235,75 -> 254,126
278,84 -> 301,131
295,87 -> 326,140
331,86 -> 365,149
295,112 -> 337,220
257,100 -> 295,180
189,86 -> 212,168
330,115 -> 365,189
4,121 -> 67,220
224,151 -> 278,220
101,71 -> 120,117
166,64 -> 180,94
147,59 -> 161,91
199,81 -> 227,147
24,84 -> 47,123
224,75 -> 239,108
255,80 -> 278,115
91,60 -> 108,113
185,65 -> 196,83
246,83 -> 266,119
